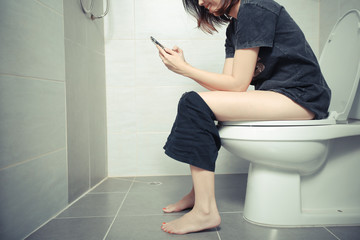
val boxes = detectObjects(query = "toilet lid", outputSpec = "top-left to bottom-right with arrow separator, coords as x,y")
319,10 -> 360,122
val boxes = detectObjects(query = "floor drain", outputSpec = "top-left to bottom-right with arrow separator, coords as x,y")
148,182 -> 162,186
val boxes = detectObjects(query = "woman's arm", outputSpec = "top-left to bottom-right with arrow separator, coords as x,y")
223,57 -> 234,75
158,46 -> 259,92
198,58 -> 234,91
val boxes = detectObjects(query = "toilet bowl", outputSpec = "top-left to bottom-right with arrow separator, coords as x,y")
218,10 -> 360,226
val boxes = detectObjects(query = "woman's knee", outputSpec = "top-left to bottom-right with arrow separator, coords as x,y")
177,91 -> 216,121
178,91 -> 204,109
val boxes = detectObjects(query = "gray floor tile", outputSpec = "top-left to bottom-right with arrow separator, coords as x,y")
215,174 -> 247,190
26,217 -> 113,240
216,186 -> 245,213
215,174 -> 247,212
105,214 -> 220,240
57,193 -> 125,218
218,213 -> 338,240
327,226 -> 360,240
90,177 -> 134,193
119,189 -> 190,216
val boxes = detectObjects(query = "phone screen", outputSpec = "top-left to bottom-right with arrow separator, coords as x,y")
150,36 -> 165,50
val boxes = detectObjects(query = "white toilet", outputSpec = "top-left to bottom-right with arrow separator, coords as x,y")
218,10 -> 360,227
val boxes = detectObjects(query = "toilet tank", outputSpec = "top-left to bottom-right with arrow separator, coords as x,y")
319,10 -> 360,122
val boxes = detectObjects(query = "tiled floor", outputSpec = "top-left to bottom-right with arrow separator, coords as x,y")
26,174 -> 360,240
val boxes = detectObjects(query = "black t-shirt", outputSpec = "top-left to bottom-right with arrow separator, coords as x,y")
225,0 -> 331,119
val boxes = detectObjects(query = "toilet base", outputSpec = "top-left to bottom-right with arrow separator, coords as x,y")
244,136 -> 360,227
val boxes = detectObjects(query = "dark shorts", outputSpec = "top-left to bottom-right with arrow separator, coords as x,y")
263,84 -> 331,120
163,91 -> 221,172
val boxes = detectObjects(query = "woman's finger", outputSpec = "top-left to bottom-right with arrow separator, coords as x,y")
164,48 -> 174,54
172,46 -> 183,54
156,45 -> 165,55
158,52 -> 166,62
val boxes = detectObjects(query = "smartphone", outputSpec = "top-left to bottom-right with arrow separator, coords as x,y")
150,36 -> 165,50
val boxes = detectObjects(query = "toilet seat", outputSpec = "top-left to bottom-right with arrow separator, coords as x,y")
219,120 -> 360,141
220,111 -> 337,127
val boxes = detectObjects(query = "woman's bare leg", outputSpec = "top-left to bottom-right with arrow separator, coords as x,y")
161,165 -> 221,235
197,90 -> 315,121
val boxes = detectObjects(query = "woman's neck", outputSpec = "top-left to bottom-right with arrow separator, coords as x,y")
228,0 -> 241,19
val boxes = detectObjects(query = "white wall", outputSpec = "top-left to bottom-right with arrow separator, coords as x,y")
105,0 -> 321,177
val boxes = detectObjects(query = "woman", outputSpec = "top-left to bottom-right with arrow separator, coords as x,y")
157,0 -> 331,235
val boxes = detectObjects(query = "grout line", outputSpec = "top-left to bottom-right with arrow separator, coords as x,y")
86,57 -> 91,191
216,227 -> 222,240
0,148 -> 66,172
87,191 -> 130,194
133,0 -> 139,177
109,177 -> 136,181
63,61 -> 69,213
0,73 -> 65,83
34,0 -> 63,16
324,227 -> 341,240
111,177 -> 164,185
93,211 -> 244,218
55,215 -> 116,220
102,178 -> 135,240
219,211 -> 243,214
111,212 -> 186,217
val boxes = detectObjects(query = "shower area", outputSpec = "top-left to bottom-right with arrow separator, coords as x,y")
0,1 -> 107,239
1,0 -> 360,239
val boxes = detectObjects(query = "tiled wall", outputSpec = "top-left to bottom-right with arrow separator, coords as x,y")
64,0 -> 108,203
105,0 -> 321,177
0,0 -> 108,239
0,1 -> 67,239
319,0 -> 360,52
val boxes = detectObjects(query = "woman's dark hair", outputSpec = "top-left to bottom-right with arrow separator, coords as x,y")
182,0 -> 239,34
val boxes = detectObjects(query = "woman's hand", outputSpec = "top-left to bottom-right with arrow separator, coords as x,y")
157,45 -> 189,75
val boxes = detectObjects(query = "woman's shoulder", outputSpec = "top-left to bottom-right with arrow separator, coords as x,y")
241,0 -> 283,15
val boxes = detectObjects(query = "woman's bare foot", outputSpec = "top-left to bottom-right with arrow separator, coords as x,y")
162,189 -> 195,213
161,207 -> 221,235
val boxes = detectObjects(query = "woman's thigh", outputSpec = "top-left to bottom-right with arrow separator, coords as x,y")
197,90 -> 315,122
